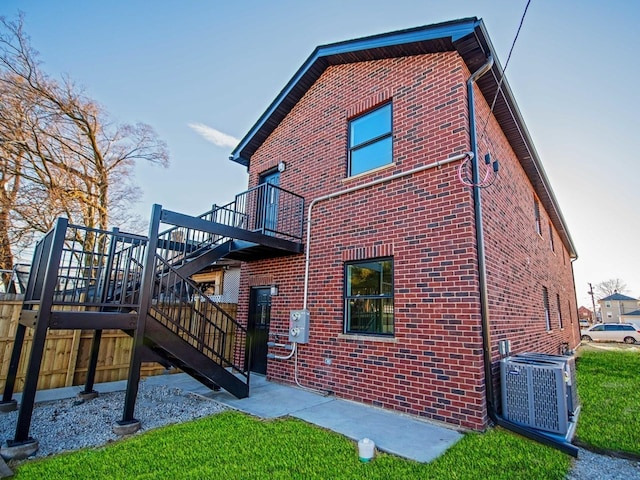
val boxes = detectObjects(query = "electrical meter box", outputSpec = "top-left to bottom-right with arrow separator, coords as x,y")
289,309 -> 310,343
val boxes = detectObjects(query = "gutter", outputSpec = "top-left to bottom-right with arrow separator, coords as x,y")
467,55 -> 579,458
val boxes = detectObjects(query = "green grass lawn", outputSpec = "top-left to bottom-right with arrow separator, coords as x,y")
11,410 -> 571,479
22,346 -> 640,479
575,347 -> 640,456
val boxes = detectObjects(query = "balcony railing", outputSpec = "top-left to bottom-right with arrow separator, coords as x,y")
224,183 -> 304,241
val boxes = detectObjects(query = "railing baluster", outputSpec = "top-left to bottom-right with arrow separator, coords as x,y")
148,255 -> 247,377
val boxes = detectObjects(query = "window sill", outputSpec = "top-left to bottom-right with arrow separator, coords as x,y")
338,333 -> 397,343
342,162 -> 396,183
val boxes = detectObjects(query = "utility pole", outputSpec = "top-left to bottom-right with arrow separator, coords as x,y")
587,283 -> 598,323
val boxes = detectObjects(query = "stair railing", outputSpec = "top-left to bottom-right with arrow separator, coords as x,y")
154,204 -> 235,270
148,255 -> 248,377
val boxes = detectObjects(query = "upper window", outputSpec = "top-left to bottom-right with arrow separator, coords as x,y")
345,258 -> 394,336
348,103 -> 392,176
548,222 -> 555,251
534,197 -> 542,236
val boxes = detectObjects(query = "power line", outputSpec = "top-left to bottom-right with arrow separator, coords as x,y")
479,0 -> 532,142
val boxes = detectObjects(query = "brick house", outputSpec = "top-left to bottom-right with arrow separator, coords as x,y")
229,17 -> 579,431
577,306 -> 593,322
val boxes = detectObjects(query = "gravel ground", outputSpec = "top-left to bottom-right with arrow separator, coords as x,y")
0,381 -> 227,462
567,448 -> 640,480
1,383 -> 639,479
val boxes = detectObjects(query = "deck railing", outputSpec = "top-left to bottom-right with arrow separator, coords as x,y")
232,183 -> 304,241
22,222 -> 148,311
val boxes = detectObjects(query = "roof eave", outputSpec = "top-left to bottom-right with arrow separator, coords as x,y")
230,18 -> 480,165
465,22 -> 578,259
229,17 -> 578,259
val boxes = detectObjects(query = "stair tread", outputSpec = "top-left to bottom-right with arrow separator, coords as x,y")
143,316 -> 248,398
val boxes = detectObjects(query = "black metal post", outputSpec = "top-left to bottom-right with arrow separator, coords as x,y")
80,330 -> 102,396
0,324 -> 26,410
119,205 -> 161,427
12,217 -> 68,444
81,227 -> 120,397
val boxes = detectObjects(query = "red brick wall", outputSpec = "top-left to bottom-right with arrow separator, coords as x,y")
471,79 -> 580,409
240,52 -> 488,430
237,51 -> 577,430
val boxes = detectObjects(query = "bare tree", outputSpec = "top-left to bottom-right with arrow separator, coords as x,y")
595,278 -> 629,300
0,14 -> 169,280
0,72 -> 32,286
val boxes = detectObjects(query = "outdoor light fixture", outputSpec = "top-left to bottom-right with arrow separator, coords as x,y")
277,161 -> 286,172
270,284 -> 279,296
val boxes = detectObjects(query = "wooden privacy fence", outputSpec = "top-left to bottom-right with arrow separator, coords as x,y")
0,294 -> 238,393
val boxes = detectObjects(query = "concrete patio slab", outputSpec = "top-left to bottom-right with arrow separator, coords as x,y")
4,372 -> 464,463
200,374 -> 335,419
291,398 -> 463,463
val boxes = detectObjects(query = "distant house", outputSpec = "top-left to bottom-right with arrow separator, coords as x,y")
578,306 -> 593,326
598,292 -> 639,323
578,306 -> 592,321
229,17 -> 579,431
620,309 -> 640,327
191,262 -> 241,304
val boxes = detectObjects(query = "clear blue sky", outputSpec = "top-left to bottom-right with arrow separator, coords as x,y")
3,0 -> 639,306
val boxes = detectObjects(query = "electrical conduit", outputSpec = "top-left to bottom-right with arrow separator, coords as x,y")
294,151 -> 473,392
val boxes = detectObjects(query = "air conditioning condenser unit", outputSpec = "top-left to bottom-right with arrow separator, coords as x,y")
500,356 -> 569,435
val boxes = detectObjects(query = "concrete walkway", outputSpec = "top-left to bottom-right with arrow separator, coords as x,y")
10,372 -> 463,464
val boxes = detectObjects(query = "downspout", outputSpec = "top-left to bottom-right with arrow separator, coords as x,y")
467,54 -> 496,422
468,55 -> 578,457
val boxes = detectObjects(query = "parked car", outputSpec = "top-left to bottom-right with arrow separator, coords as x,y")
579,319 -> 590,328
627,321 -> 640,331
581,323 -> 640,344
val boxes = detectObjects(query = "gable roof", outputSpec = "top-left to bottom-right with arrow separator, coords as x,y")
229,17 -> 577,258
600,292 -> 638,302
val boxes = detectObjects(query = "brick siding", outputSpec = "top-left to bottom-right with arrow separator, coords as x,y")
237,51 -> 577,430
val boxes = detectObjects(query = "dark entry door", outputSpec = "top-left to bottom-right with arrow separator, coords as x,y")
258,170 -> 280,235
247,287 -> 271,374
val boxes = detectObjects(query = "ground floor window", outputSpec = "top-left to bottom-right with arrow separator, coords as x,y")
345,257 -> 394,335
